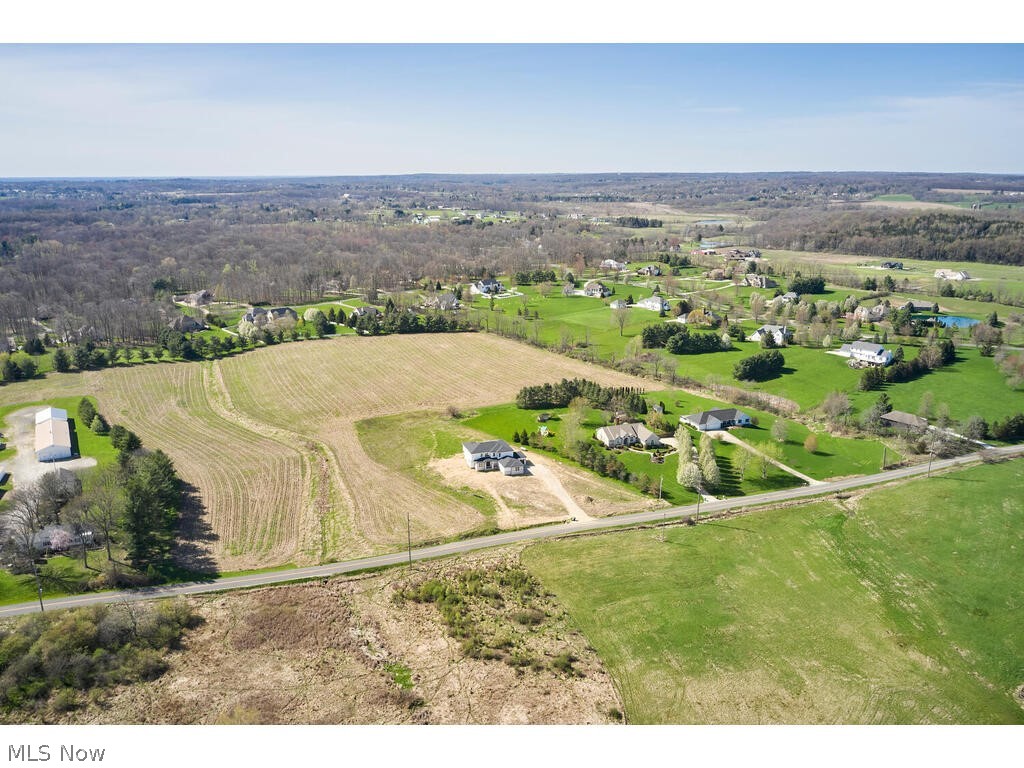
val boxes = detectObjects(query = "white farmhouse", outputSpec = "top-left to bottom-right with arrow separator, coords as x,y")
747,325 -> 792,346
35,407 -> 72,462
462,440 -> 517,472
583,280 -> 612,298
835,340 -> 894,366
635,296 -> 670,312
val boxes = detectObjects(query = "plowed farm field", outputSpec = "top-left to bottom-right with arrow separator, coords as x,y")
2,335 -> 648,571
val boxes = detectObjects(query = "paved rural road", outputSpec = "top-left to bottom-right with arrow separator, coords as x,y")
2,445 -> 1022,618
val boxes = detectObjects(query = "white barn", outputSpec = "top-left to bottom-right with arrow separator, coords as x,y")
35,407 -> 72,462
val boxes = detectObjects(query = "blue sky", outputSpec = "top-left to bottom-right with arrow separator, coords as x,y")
1,44 -> 1022,176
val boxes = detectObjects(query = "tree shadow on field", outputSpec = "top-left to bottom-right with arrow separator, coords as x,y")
172,481 -> 220,577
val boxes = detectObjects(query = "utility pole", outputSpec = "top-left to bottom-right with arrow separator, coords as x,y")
32,560 -> 44,613
406,509 -> 413,569
881,445 -> 887,471
927,452 -> 934,477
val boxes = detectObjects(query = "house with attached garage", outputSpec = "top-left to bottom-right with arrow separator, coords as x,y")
745,273 -> 777,289
594,423 -> 663,449
748,324 -> 792,346
600,259 -> 627,271
462,440 -> 524,473
834,340 -> 893,366
635,296 -> 670,312
679,408 -> 752,431
583,280 -> 612,298
471,278 -> 505,295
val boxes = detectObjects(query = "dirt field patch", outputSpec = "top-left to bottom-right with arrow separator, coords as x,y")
55,549 -> 622,724
429,455 -> 574,529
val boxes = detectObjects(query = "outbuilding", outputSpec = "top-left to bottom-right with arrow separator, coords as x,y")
35,407 -> 73,462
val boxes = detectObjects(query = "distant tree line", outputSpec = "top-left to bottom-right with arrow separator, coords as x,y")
752,209 -> 1024,266
615,217 -> 663,228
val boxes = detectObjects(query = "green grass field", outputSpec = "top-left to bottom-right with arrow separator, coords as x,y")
0,395 -> 119,470
523,459 -> 1024,724
355,411 -> 501,527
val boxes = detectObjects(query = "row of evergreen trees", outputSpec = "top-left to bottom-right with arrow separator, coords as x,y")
515,378 -> 647,412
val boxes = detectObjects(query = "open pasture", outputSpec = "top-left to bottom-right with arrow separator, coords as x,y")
523,460 -> 1024,724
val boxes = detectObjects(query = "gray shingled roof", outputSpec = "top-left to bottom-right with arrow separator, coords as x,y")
463,440 -> 513,454
880,410 -> 928,429
851,341 -> 886,355
686,408 -> 749,426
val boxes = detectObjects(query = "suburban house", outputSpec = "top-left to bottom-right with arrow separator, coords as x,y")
471,278 -> 505,295
33,523 -> 94,553
609,299 -> 627,309
496,457 -> 527,476
880,410 -> 928,431
173,289 -> 214,306
167,314 -> 206,333
835,340 -> 894,366
636,264 -> 662,276
594,423 -> 663,449
852,304 -> 889,323
679,408 -> 752,432
935,269 -> 970,281
600,259 -> 627,271
462,440 -> 520,472
748,325 -> 792,346
351,306 -> 381,319
242,307 -> 268,325
267,307 -> 298,323
635,296 -> 670,312
902,300 -> 937,313
583,280 -> 612,298
880,261 -> 904,269
769,292 -> 798,307
35,407 -> 72,462
423,292 -> 460,311
745,273 -> 778,289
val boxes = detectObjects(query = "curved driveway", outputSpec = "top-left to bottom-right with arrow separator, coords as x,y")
1,445 -> 1021,618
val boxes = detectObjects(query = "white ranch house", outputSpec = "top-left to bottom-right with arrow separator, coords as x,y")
600,259 -> 627,271
583,280 -> 612,298
834,340 -> 894,366
679,408 -> 752,432
594,423 -> 662,449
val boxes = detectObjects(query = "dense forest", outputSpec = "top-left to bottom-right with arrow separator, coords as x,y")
750,208 -> 1024,265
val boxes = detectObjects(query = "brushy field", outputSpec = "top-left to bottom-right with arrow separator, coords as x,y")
522,459 -> 1024,724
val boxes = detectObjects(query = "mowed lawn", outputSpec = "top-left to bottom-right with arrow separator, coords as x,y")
522,460 -> 1024,724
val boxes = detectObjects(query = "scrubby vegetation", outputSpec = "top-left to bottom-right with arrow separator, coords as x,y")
395,565 -> 580,676
0,599 -> 200,717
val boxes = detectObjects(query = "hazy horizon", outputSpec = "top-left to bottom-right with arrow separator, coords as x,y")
2,44 -> 1022,177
